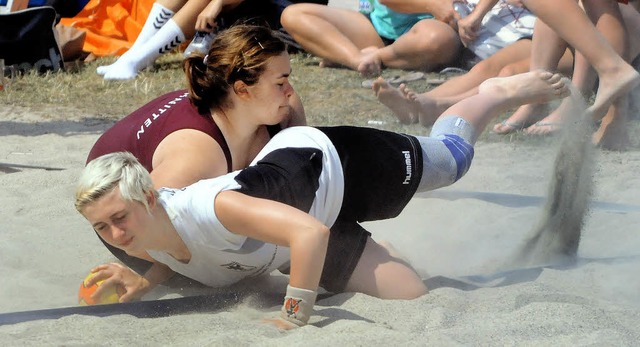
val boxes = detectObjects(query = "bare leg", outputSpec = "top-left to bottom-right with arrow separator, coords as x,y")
373,41 -> 538,127
593,95 -> 631,150
372,78 -> 459,126
525,52 -> 596,135
527,0 -> 633,136
345,238 -> 427,299
280,4 -> 385,76
347,72 -> 570,299
366,19 -> 461,72
284,92 -> 306,127
521,0 -> 640,117
428,39 -> 534,99
445,70 -> 570,135
493,20 -> 574,134
168,0 -> 209,39
592,2 -> 640,150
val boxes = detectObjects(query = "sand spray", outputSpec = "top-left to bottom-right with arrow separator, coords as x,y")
506,83 -> 595,269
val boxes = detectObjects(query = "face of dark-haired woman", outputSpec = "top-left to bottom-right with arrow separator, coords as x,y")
246,52 -> 296,125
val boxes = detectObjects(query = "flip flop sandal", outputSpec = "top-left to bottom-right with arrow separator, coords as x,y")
425,67 -> 469,85
439,67 -> 468,75
493,120 -> 526,134
361,72 -> 425,88
387,71 -> 425,84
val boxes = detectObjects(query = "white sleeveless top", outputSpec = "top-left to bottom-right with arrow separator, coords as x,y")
148,126 -> 344,287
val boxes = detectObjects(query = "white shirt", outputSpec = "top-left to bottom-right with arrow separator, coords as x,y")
148,126 -> 344,287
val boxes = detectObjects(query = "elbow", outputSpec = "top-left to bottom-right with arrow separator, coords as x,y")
290,223 -> 331,259
306,224 -> 331,252
315,224 -> 331,246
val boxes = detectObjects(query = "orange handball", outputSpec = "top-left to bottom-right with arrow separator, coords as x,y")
78,272 -> 123,306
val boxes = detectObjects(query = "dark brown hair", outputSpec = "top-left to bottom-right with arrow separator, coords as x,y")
183,24 -> 287,114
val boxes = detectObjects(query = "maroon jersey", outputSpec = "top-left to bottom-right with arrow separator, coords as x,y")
87,90 -> 232,172
86,90 -> 281,276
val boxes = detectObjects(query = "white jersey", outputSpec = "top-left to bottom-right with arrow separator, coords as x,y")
148,126 -> 344,287
249,126 -> 344,226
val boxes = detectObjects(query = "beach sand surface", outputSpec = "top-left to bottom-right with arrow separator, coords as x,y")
2,100 -> 640,345
1,0 -> 640,344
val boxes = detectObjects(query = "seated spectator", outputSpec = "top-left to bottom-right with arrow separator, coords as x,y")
495,0 -> 640,151
455,0 -> 535,67
280,0 -> 462,76
371,0 -> 574,126
518,0 -> 639,117
97,0 -> 327,80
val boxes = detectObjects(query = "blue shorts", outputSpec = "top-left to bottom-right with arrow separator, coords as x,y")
369,0 -> 433,41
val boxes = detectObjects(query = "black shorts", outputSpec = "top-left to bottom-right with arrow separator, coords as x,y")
362,13 -> 395,46
315,126 -> 423,292
319,219 -> 370,292
318,126 -> 423,222
236,126 -> 423,292
234,146 -> 367,293
218,0 -> 329,29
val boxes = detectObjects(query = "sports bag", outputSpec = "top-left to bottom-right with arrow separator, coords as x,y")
0,6 -> 64,74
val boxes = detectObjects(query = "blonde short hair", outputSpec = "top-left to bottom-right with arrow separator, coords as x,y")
75,152 -> 156,213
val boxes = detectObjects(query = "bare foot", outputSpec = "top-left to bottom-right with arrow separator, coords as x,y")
357,46 -> 382,77
372,78 -> 419,124
593,120 -> 630,151
480,70 -> 570,112
524,96 -> 576,136
493,103 -> 549,135
372,78 -> 448,126
402,85 -> 451,127
319,59 -> 340,68
588,64 -> 640,119
592,97 -> 631,151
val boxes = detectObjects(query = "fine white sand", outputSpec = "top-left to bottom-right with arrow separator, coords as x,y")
2,1 -> 640,344
2,100 -> 640,345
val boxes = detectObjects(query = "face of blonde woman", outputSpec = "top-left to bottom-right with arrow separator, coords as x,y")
81,186 -> 154,254
247,52 -> 296,125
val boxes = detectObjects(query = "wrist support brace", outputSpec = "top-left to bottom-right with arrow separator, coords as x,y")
280,285 -> 317,326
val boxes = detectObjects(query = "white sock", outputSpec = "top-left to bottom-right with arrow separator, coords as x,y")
104,19 -> 185,80
97,3 -> 175,76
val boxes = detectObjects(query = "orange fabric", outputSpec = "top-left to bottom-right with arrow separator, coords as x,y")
60,0 -> 155,57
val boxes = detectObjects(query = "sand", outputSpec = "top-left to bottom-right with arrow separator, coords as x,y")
3,104 -> 640,346
2,1 -> 640,345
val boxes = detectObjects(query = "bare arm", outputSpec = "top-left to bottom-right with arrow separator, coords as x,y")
215,191 -> 330,327
151,129 -> 229,189
215,190 -> 330,290
195,0 -> 245,31
458,0 -> 500,45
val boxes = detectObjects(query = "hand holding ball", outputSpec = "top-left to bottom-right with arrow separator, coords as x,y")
78,272 -> 123,306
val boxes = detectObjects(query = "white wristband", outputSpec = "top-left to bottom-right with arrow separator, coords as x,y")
280,285 -> 317,326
